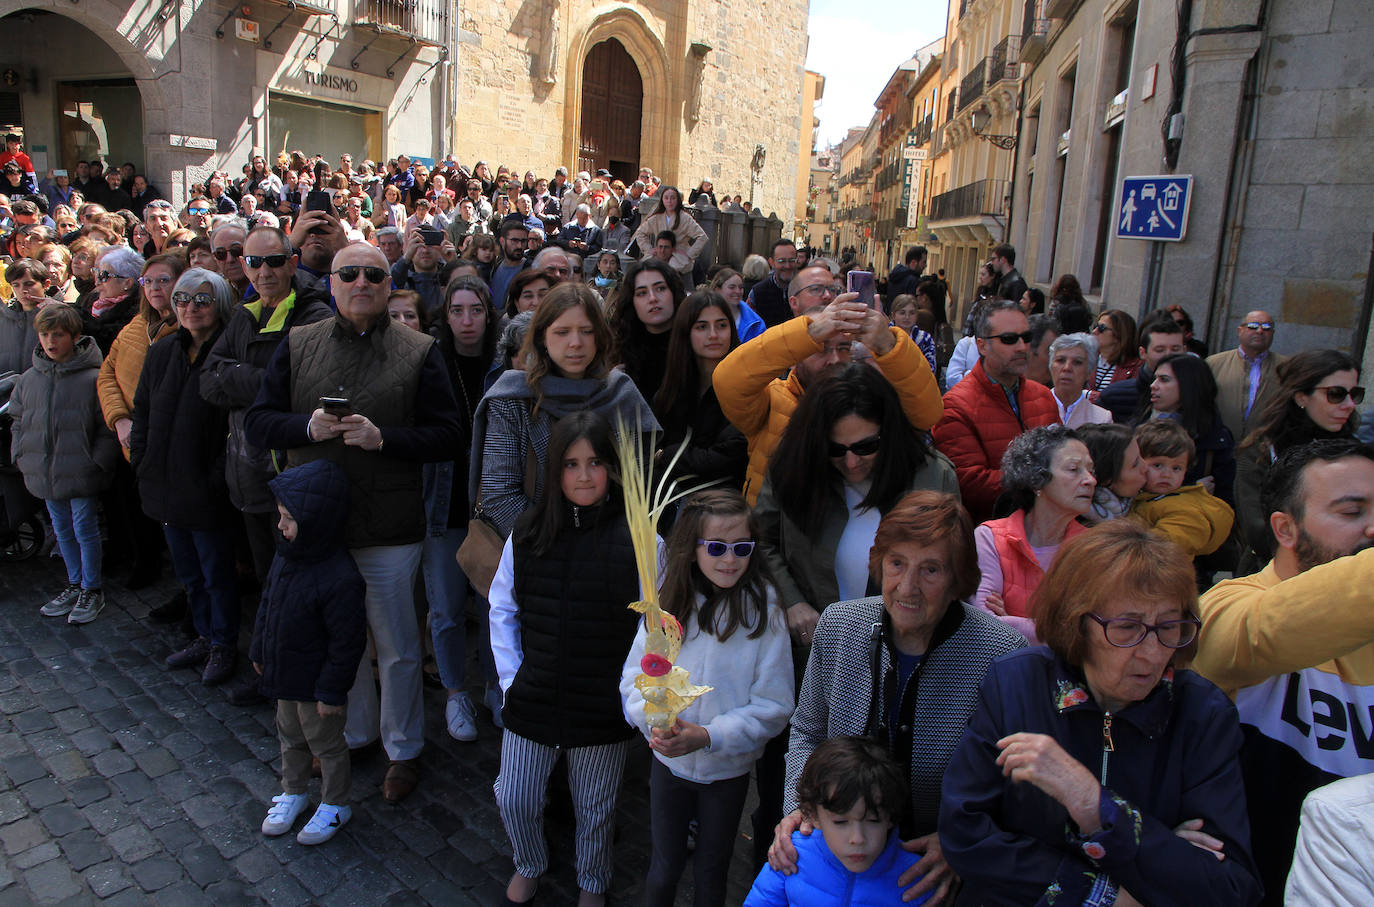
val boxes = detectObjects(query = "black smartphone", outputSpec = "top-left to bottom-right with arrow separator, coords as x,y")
304,190 -> 333,214
419,227 -> 443,246
319,396 -> 352,418
847,270 -> 876,308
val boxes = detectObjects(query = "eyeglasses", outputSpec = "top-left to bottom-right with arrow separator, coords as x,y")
1311,385 -> 1366,405
187,206 -> 212,215
332,265 -> 390,284
138,275 -> 174,287
697,540 -> 756,558
244,253 -> 291,268
773,257 -> 798,265
1085,613 -> 1200,649
1091,323 -> 1113,334
981,331 -> 1034,345
212,245 -> 244,261
827,436 -> 882,458
171,292 -> 214,309
95,270 -> 124,282
165,240 -> 190,249
1240,321 -> 1274,331
798,283 -> 842,298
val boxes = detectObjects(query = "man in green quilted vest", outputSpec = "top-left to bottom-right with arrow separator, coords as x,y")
247,242 -> 464,802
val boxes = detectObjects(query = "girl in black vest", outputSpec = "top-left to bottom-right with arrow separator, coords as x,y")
490,411 -> 643,907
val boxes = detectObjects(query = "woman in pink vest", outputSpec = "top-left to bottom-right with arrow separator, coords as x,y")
973,425 -> 1095,642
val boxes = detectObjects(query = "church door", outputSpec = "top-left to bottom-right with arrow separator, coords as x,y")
579,38 -> 642,185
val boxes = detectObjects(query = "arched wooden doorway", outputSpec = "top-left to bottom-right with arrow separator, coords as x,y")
578,39 -> 642,185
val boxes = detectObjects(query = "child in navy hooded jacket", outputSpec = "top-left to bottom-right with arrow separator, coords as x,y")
250,459 -> 366,845
745,736 -> 931,906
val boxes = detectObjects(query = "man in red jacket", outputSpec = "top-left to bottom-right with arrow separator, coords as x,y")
934,300 -> 1058,521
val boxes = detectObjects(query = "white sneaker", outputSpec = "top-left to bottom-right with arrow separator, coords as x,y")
446,692 -> 478,741
297,803 -> 351,845
484,685 -> 504,729
261,792 -> 310,836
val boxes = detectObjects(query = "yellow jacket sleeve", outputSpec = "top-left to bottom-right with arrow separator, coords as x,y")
1195,550 -> 1374,698
714,317 -> 819,437
871,326 -> 943,430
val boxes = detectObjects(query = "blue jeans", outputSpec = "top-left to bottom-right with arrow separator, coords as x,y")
422,527 -> 497,691
162,525 -> 239,649
46,497 -> 102,590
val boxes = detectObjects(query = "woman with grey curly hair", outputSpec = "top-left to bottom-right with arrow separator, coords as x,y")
971,424 -> 1096,643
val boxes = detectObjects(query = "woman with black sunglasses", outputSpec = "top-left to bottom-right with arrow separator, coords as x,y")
1234,350 -> 1363,571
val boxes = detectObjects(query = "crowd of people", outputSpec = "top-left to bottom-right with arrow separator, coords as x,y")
3,136 -> 1374,907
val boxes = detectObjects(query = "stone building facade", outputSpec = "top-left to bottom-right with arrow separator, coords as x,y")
451,0 -> 809,219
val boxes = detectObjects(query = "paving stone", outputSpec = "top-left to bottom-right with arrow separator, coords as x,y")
21,860 -> 83,902
68,729 -> 113,758
105,824 -> 160,863
13,840 -> 61,870
149,880 -> 212,907
202,878 -> 258,907
181,793 -> 224,830
233,844 -> 281,883
2,754 -> 44,786
80,800 -> 135,837
38,803 -> 89,837
0,863 -> 11,890
82,861 -> 131,898
202,820 -> 256,860
90,707 -> 136,733
177,843 -> 231,886
109,771 -> 156,803
132,797 -> 179,830
0,818 -> 46,856
112,726 -> 157,756
287,856 -> 346,896
128,855 -> 182,892
151,819 -> 201,855
152,771 -> 198,804
64,777 -> 111,809
41,750 -> 89,782
131,748 -> 178,779
24,730 -> 72,760
100,887 -> 152,907
256,873 -> 311,907
57,829 -> 111,872
0,733 -> 25,759
90,750 -> 136,779
158,732 -> 203,760
11,709 -> 56,735
0,791 -> 27,824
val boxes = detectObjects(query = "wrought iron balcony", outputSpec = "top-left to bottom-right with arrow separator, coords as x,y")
990,35 -> 1020,84
929,178 -> 1009,222
353,0 -> 447,46
958,58 -> 987,112
1021,0 -> 1053,64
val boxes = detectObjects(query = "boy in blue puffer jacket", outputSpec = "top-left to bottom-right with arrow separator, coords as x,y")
745,736 -> 931,906
249,459 -> 366,846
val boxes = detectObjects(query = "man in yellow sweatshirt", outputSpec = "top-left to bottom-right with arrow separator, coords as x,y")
1196,439 -> 1374,905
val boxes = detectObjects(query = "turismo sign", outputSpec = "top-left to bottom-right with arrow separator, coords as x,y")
1116,174 -> 1192,242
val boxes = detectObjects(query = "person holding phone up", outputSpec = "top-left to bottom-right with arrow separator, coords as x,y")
391,227 -> 452,319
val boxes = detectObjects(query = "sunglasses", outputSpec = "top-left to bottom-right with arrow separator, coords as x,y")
138,275 -> 174,287
244,253 -> 291,268
697,540 -> 756,558
212,245 -> 244,261
165,240 -> 190,248
1311,385 -> 1366,405
1091,323 -> 1113,334
332,265 -> 390,284
1240,321 -> 1275,331
95,270 -> 123,282
827,436 -> 882,458
171,292 -> 214,309
982,331 -> 1034,345
188,207 -> 212,215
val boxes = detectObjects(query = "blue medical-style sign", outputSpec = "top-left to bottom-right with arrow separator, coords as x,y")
1116,174 -> 1193,242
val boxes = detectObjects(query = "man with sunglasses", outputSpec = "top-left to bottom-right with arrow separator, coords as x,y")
1207,309 -> 1286,442
933,300 -> 1058,522
207,221 -> 251,298
717,262 -> 943,509
203,226 -> 332,604
246,242 -> 464,804
1196,439 -> 1374,905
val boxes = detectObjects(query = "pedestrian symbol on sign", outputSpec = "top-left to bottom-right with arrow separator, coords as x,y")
1116,175 -> 1193,242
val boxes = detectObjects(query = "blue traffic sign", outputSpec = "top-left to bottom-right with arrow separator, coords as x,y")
1116,174 -> 1193,242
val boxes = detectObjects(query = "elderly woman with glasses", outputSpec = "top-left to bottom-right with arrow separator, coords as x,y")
80,245 -> 145,354
940,520 -> 1261,906
130,269 -> 242,687
1049,333 -> 1112,428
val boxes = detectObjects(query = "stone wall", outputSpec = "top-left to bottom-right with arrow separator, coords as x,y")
451,0 -> 807,219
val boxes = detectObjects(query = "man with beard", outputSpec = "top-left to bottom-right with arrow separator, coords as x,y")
932,300 -> 1058,522
715,263 -> 942,507
744,238 -> 803,328
1196,439 -> 1374,905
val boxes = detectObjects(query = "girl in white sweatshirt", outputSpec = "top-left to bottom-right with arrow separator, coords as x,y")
621,489 -> 795,906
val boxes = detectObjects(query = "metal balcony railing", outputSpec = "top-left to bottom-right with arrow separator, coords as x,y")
353,0 -> 447,46
990,35 -> 1021,83
958,58 -> 987,112
1021,0 -> 1053,64
929,178 -> 1010,221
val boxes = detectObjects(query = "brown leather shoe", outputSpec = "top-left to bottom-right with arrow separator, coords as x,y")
382,759 -> 418,803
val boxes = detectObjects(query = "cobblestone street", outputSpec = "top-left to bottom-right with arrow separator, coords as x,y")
0,554 -> 761,905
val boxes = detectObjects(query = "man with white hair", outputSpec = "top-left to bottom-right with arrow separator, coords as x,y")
530,245 -> 572,283
557,204 -> 602,255
246,242 -> 463,804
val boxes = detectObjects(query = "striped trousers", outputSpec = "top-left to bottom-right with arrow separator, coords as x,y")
494,730 -> 629,893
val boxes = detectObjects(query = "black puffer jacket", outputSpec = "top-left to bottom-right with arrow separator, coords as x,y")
129,326 -> 233,530
199,280 -> 333,513
504,497 -> 642,748
249,459 -> 366,705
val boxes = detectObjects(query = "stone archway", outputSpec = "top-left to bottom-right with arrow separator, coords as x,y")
562,8 -> 674,182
